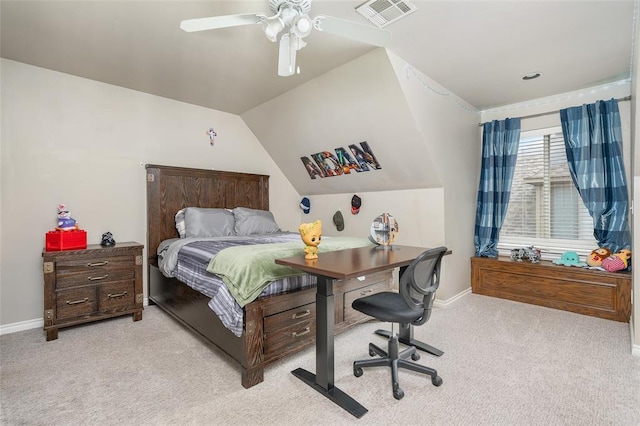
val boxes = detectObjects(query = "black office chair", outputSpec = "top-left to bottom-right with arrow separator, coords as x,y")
352,246 -> 447,400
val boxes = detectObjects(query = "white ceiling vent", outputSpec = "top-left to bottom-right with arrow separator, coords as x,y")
355,0 -> 417,28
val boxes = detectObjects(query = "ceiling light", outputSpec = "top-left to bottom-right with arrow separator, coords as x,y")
293,15 -> 312,38
263,15 -> 285,41
522,72 -> 541,81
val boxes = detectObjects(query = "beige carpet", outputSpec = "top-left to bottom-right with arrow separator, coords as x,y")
1,293 -> 639,425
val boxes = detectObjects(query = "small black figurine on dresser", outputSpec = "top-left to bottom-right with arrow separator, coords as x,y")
101,232 -> 116,247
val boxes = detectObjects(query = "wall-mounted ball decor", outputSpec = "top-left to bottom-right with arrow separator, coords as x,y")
370,213 -> 398,247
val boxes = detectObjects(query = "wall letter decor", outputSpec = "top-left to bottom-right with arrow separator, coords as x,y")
300,141 -> 381,180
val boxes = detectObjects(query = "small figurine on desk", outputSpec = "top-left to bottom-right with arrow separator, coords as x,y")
56,203 -> 78,231
101,232 -> 116,247
299,220 -> 322,260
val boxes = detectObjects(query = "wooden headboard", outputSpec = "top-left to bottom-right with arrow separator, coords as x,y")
145,164 -> 270,264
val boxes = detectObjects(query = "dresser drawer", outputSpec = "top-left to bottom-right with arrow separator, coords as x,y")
55,256 -> 136,289
56,287 -> 98,320
264,302 -> 316,355
343,280 -> 390,323
99,281 -> 135,312
56,268 -> 135,290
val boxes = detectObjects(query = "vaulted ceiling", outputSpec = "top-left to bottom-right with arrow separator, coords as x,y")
1,1 -> 634,115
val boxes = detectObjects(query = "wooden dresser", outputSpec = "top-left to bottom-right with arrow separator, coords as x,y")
42,242 -> 144,340
471,256 -> 631,322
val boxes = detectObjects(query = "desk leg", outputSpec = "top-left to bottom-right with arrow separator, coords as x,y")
292,276 -> 367,418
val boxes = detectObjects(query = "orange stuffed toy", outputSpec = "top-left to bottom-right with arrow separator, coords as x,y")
586,247 -> 612,267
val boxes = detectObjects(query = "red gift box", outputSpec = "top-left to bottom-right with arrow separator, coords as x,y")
45,229 -> 87,251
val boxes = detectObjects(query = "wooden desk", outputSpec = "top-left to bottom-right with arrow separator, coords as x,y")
275,245 -> 433,418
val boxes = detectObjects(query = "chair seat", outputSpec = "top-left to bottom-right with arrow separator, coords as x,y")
352,291 -> 421,324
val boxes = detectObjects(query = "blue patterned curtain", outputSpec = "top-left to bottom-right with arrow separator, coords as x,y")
559,99 -> 630,253
474,118 -> 521,257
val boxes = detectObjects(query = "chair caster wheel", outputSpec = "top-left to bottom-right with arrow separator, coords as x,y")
354,367 -> 363,378
432,376 -> 443,386
369,349 -> 375,357
411,352 -> 420,361
393,388 -> 404,400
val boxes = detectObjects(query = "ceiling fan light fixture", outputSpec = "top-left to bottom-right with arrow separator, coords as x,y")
296,16 -> 312,33
183,0 -> 393,77
262,15 -> 285,41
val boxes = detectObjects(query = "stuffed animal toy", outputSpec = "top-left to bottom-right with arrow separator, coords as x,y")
100,232 -> 116,247
601,249 -> 631,272
586,247 -> 612,267
510,246 -> 541,263
553,251 -> 587,267
56,203 -> 77,231
299,220 -> 322,260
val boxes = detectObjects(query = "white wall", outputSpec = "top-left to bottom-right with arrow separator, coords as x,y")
387,52 -> 481,302
300,188 -> 445,245
0,59 -> 300,327
242,49 -> 477,302
241,49 -> 442,196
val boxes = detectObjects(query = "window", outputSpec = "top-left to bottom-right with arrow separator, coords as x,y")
499,127 -> 596,258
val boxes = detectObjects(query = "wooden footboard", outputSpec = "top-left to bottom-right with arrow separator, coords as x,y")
471,256 -> 631,322
149,265 -> 392,388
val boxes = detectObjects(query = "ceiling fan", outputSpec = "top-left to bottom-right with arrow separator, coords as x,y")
180,0 -> 392,77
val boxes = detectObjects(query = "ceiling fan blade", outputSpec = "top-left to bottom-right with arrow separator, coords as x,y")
278,34 -> 296,77
180,13 -> 261,32
314,15 -> 392,47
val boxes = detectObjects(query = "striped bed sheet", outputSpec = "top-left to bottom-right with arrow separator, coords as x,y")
165,233 -> 317,337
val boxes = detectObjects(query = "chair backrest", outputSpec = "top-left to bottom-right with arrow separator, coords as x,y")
398,246 -> 448,326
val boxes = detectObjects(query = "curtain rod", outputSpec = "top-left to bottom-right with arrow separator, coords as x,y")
478,95 -> 632,127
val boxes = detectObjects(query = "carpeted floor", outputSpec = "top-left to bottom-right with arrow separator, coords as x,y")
1,293 -> 639,425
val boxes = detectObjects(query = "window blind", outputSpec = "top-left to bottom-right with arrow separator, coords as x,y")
499,128 -> 596,258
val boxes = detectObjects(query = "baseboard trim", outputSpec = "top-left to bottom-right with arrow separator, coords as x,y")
434,287 -> 472,308
0,299 -> 152,336
0,317 -> 43,336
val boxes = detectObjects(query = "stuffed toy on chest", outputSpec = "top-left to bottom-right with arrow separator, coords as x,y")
56,203 -> 78,231
601,249 -> 631,272
586,247 -> 612,267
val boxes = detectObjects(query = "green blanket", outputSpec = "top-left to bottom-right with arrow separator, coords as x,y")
206,237 -> 373,307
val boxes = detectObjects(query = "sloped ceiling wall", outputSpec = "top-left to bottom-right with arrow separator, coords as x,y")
241,48 -> 442,195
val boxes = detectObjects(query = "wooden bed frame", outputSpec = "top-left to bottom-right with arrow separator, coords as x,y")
146,165 -> 392,388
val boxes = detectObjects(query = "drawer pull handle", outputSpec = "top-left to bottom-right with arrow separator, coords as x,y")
292,309 -> 311,319
292,327 -> 310,338
88,275 -> 109,281
107,291 -> 128,299
87,261 -> 109,267
66,298 -> 89,305
361,289 -> 374,296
